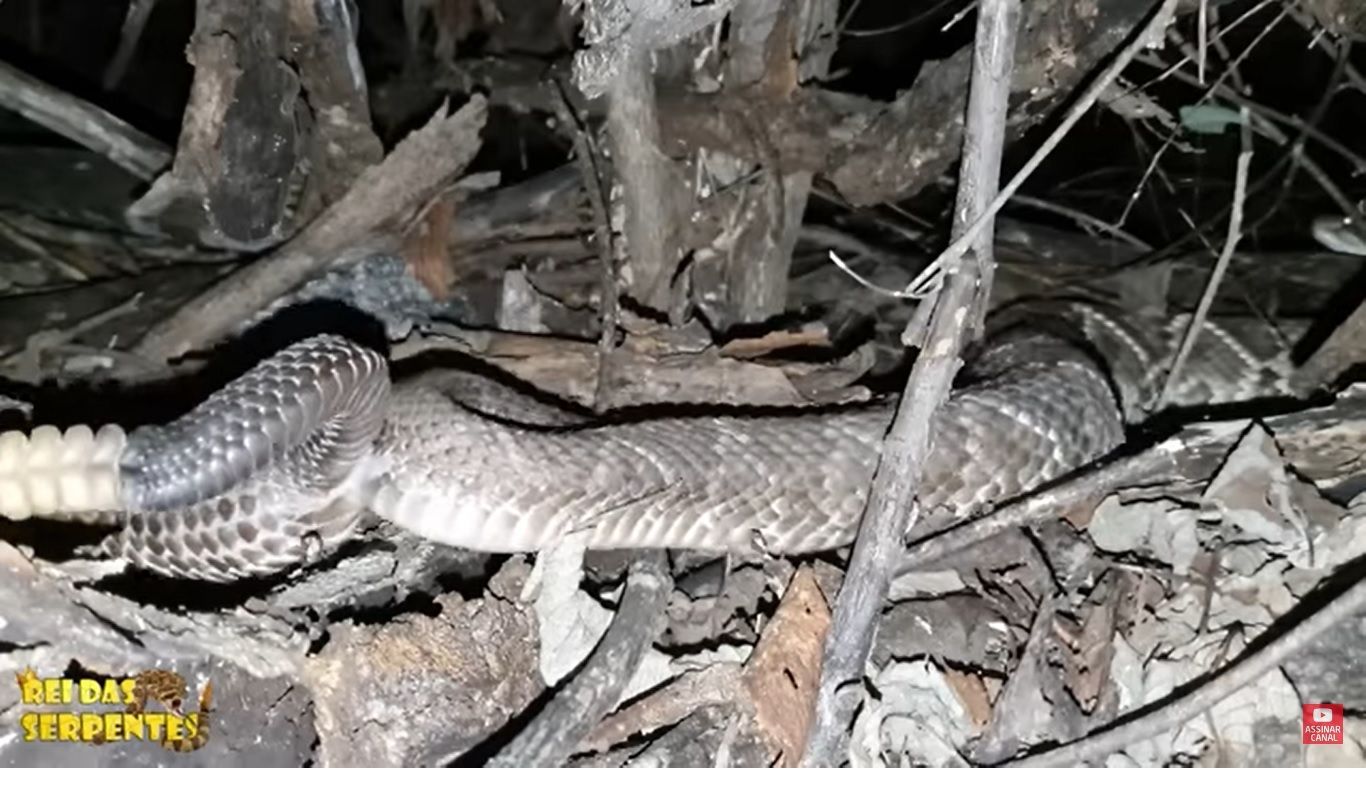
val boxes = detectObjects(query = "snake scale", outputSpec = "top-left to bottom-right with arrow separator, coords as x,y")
0,299 -> 1299,582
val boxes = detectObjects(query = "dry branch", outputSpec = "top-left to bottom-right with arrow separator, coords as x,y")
0,60 -> 171,181
134,98 -> 488,362
801,0 -> 1019,765
488,551 -> 671,767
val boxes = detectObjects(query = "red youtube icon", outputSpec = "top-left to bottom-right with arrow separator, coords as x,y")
1302,703 -> 1345,745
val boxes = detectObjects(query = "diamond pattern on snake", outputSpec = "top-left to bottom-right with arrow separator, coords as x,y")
0,299 -> 1301,582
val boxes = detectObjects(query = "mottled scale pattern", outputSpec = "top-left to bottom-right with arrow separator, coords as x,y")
365,334 -> 1122,555
101,468 -> 363,582
1030,300 -> 1301,420
19,301 -> 1302,582
119,335 -> 388,510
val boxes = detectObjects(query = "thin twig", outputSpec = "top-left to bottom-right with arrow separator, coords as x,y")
801,0 -> 1018,765
1132,51 -> 1366,175
103,0 -> 158,90
825,251 -> 910,298
1117,3 -> 1286,230
1007,194 -> 1154,252
897,442 -> 1187,574
841,0 -> 963,37
1007,570 -> 1366,766
1131,0 -> 1272,94
907,0 -> 1180,296
1196,0 -> 1208,84
1156,107 -> 1252,408
551,81 -> 619,412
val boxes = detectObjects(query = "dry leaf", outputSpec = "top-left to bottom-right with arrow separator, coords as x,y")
942,668 -> 992,731
741,565 -> 830,766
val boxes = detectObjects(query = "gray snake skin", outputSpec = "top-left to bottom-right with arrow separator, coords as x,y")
0,300 -> 1299,582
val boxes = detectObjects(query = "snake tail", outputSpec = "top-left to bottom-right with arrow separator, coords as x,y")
0,424 -> 128,520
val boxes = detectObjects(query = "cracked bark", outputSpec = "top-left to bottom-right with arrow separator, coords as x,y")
691,0 -> 837,327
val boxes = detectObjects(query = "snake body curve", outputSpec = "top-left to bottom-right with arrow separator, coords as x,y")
0,300 -> 1299,582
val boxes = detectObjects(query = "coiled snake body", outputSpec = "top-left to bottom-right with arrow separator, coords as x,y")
0,300 -> 1298,582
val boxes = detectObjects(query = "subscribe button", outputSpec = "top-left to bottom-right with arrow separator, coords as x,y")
1302,704 -> 1345,745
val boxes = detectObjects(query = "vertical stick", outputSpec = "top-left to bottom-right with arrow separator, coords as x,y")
800,0 -> 1020,766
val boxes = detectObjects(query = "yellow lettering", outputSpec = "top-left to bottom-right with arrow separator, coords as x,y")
184,713 -> 199,739
37,712 -> 57,740
82,713 -> 105,742
119,678 -> 137,706
19,678 -> 42,705
20,713 -> 37,741
104,713 -> 123,741
123,712 -> 145,742
165,714 -> 185,742
56,714 -> 80,742
144,713 -> 165,742
78,679 -> 102,704
102,680 -> 123,705
41,678 -> 64,704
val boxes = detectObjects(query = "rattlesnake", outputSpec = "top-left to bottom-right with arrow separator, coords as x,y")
0,299 -> 1301,582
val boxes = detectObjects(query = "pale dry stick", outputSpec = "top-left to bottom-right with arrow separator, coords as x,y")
0,60 -> 171,181
1196,0 -> 1208,83
1170,21 -> 1248,97
580,663 -> 745,754
801,0 -> 1017,766
601,46 -> 677,312
103,0 -> 158,90
1008,571 -> 1366,766
1202,7 -> 1248,93
826,251 -> 909,299
0,291 -> 145,370
1156,108 -> 1252,409
0,215 -> 90,282
907,0 -> 1180,297
898,441 -> 1191,574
